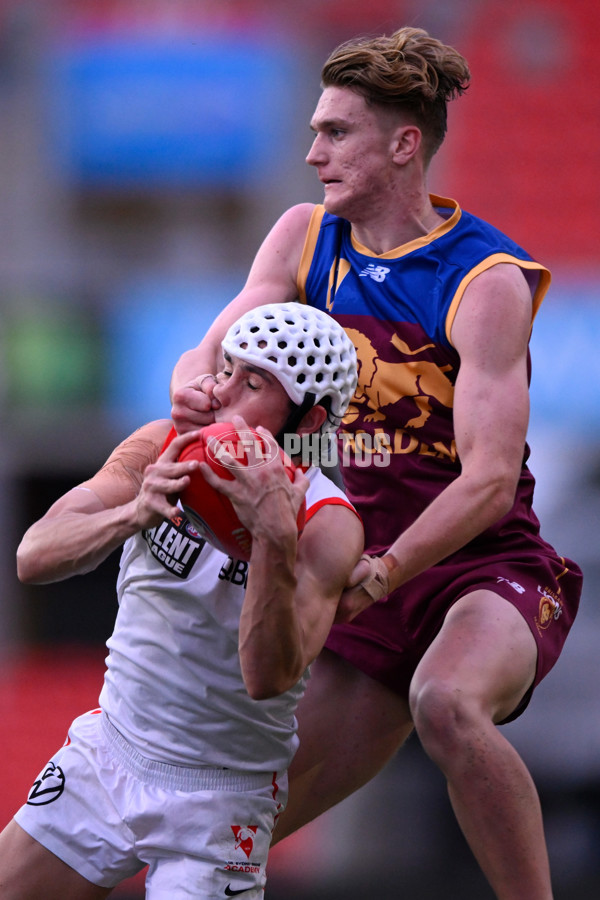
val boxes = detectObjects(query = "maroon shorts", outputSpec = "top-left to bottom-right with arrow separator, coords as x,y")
325,541 -> 582,722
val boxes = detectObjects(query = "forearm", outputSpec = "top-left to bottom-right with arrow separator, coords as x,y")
385,468 -> 516,592
239,533 -> 302,700
388,260 -> 535,588
17,498 -> 140,584
170,219 -> 310,405
170,290 -> 274,400
170,345 -> 219,399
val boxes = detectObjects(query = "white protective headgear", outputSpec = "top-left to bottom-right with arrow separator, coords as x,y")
221,302 -> 357,434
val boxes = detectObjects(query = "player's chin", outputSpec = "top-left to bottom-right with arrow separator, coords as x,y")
322,186 -> 339,208
214,410 -> 251,429
213,410 -> 234,424
322,193 -> 351,219
175,421 -> 206,436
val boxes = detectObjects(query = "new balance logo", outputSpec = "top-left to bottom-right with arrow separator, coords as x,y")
359,264 -> 390,282
496,576 -> 525,594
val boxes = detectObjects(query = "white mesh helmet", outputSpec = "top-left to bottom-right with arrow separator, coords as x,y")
221,302 -> 357,434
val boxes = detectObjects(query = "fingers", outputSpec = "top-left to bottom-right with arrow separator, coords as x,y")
135,431 -> 204,527
171,381 -> 220,434
207,418 -> 281,477
230,418 -> 281,469
194,374 -> 217,391
345,555 -> 372,588
198,458 -> 228,491
356,554 -> 391,601
334,585 -> 372,624
198,426 -> 302,538
334,555 -> 391,623
292,467 -> 309,504
161,429 -> 203,461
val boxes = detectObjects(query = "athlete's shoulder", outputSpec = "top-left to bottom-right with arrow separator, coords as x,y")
277,202 -> 319,233
298,470 -> 363,577
304,466 -> 359,517
453,202 -> 534,258
289,203 -> 348,236
142,418 -> 175,443
262,204 -> 320,274
107,419 -> 172,459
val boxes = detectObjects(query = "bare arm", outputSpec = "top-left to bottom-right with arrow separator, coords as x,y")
199,416 -> 364,699
382,262 -> 533,591
241,501 -> 363,699
16,421 -> 202,584
171,203 -> 315,433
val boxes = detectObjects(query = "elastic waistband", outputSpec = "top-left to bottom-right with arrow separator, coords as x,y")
100,713 -> 275,793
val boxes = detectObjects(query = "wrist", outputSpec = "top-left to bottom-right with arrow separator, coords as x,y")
252,526 -> 297,558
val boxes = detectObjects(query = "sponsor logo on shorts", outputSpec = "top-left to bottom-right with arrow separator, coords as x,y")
223,824 -> 262,888
26,761 -> 65,806
535,585 -> 563,633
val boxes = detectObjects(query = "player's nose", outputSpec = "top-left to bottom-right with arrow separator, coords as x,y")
306,133 -> 326,166
211,379 -> 231,406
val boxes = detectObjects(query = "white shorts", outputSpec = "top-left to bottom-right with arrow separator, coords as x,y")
15,709 -> 287,899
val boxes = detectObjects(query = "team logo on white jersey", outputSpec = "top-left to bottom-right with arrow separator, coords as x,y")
359,263 -> 390,282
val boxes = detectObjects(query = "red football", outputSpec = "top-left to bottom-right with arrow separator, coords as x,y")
178,422 -> 306,561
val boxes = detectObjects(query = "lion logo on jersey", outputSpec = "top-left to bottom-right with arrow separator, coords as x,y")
343,329 -> 454,428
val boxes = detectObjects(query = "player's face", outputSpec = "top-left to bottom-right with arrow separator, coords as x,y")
306,86 -> 400,222
211,353 -> 292,434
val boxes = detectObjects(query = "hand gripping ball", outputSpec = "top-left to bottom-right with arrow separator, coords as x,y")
178,422 -> 306,561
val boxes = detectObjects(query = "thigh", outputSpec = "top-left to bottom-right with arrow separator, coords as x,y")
13,711 -> 143,889
0,820 -> 110,900
274,649 -> 413,843
410,589 -> 538,724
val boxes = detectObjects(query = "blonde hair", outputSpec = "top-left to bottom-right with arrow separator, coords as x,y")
321,27 -> 470,162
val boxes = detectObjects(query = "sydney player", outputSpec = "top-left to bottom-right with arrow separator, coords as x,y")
170,27 -> 582,899
0,304 -> 363,899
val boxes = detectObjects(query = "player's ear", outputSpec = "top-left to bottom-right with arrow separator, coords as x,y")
296,404 -> 327,436
391,124 -> 421,164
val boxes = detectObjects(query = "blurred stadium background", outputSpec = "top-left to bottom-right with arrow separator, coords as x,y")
0,0 -> 599,897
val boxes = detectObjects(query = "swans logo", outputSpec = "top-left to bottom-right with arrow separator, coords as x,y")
231,825 -> 258,859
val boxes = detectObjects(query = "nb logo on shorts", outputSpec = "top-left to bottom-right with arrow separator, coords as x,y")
27,761 -> 66,806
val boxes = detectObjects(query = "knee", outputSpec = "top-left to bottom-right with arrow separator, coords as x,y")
409,677 -> 481,763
